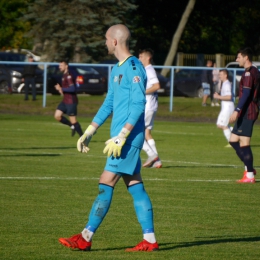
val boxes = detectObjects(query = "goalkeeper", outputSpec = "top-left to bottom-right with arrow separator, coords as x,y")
59,24 -> 159,252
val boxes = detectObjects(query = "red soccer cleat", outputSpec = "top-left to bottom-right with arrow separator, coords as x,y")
237,175 -> 256,183
59,233 -> 91,251
125,239 -> 159,252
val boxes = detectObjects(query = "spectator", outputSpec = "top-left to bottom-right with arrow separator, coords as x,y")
212,62 -> 220,106
22,55 -> 37,101
201,59 -> 213,106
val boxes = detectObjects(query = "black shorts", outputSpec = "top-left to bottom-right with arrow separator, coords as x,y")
232,117 -> 256,137
57,102 -> 77,116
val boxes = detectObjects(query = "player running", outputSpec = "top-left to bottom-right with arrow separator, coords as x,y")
54,60 -> 83,137
139,48 -> 162,168
213,69 -> 234,147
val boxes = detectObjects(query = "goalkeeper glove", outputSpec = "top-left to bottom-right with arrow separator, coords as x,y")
77,125 -> 97,153
103,128 -> 130,157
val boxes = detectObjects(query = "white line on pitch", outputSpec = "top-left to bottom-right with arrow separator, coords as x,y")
153,130 -> 214,136
0,176 -> 245,182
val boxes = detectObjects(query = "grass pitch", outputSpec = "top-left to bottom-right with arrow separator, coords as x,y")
0,96 -> 260,260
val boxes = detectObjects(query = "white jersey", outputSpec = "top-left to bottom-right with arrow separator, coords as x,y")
216,80 -> 234,126
145,64 -> 159,111
220,80 -> 234,108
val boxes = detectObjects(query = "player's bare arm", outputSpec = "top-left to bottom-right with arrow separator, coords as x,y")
229,110 -> 238,123
146,83 -> 160,94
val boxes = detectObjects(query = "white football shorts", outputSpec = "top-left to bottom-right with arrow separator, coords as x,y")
216,102 -> 234,127
144,110 -> 156,130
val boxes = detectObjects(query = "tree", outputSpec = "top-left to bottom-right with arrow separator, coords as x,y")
0,0 -> 32,50
22,0 -> 138,62
161,0 -> 196,76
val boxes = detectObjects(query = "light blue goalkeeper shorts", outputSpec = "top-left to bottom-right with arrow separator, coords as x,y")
104,144 -> 141,175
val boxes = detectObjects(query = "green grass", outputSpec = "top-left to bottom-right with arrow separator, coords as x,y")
0,93 -> 227,121
1,95 -> 260,260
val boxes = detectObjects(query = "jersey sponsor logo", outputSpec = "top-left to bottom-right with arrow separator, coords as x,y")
109,164 -> 118,168
118,74 -> 123,85
133,76 -> 141,83
114,76 -> 118,82
245,72 -> 250,76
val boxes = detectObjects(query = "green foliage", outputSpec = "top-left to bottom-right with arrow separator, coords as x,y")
178,0 -> 260,55
1,113 -> 260,259
0,0 -> 32,50
22,0 -> 138,62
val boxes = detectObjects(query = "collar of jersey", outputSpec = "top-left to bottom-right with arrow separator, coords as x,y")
119,56 -> 133,66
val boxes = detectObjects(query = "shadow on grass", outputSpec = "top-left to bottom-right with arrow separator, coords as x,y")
160,235 -> 260,251
162,165 -> 243,169
0,146 -> 74,150
0,154 -> 61,157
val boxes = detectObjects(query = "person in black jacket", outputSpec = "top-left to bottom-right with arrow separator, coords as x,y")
201,59 -> 213,106
22,55 -> 37,100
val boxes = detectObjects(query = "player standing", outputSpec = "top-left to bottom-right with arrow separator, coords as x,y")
213,69 -> 234,146
54,60 -> 83,137
139,48 -> 162,168
59,24 -> 159,252
229,47 -> 259,183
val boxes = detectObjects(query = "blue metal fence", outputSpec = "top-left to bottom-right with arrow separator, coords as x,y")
0,61 -> 242,111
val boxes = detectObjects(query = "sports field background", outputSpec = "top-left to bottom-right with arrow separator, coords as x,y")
1,95 -> 260,260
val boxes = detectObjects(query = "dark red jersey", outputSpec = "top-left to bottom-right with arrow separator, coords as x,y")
61,71 -> 78,104
238,66 -> 259,120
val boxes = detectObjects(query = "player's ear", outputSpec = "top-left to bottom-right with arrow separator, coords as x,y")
113,39 -> 117,46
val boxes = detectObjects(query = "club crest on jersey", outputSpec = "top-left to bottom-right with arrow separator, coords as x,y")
118,74 -> 123,85
114,76 -> 118,82
133,76 -> 141,83
245,72 -> 250,76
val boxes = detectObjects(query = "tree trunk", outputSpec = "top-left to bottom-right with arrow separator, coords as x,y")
161,0 -> 196,76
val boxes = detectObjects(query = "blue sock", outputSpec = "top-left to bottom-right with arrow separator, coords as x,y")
241,146 -> 254,172
72,122 -> 83,136
229,141 -> 244,163
60,116 -> 71,126
128,183 -> 154,234
85,184 -> 114,232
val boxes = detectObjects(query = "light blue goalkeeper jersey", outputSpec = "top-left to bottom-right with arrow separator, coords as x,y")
93,56 -> 146,149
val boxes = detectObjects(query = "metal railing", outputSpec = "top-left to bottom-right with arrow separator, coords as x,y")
0,61 -> 243,111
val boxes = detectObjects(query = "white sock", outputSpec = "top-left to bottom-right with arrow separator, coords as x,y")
143,233 -> 156,243
246,172 -> 254,178
223,128 -> 231,142
81,228 -> 94,242
142,140 -> 156,157
147,139 -> 158,155
245,166 -> 247,171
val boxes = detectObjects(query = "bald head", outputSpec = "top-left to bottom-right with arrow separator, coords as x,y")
107,24 -> 131,46
105,24 -> 132,60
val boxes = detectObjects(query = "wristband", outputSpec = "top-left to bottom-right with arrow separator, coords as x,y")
118,127 -> 130,138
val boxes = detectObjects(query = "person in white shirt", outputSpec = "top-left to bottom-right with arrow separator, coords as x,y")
213,69 -> 234,147
139,48 -> 162,168
212,62 -> 221,106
